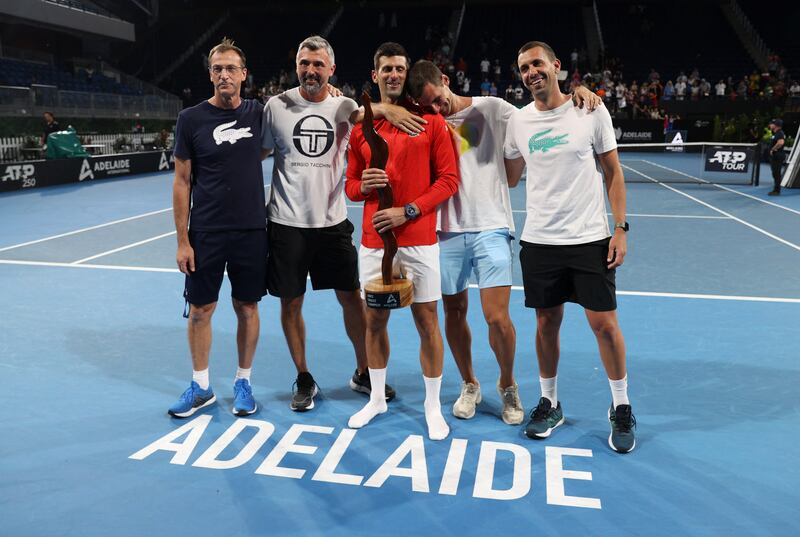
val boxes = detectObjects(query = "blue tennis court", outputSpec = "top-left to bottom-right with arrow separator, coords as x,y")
1,157 -> 798,536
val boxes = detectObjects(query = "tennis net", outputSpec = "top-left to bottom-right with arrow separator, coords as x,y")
617,142 -> 761,185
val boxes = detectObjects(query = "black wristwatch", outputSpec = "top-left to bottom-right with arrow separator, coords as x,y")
614,221 -> 629,232
404,203 -> 420,220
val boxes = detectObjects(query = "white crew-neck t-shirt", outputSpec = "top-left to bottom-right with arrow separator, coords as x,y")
262,87 -> 358,228
504,98 -> 617,245
439,96 -> 516,233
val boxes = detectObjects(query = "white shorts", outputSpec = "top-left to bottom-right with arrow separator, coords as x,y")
359,244 -> 441,303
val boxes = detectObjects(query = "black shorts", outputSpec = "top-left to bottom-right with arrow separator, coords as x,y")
519,238 -> 617,312
267,219 -> 360,298
184,229 -> 268,306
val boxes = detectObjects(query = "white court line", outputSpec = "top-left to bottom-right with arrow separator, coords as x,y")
0,185 -> 271,256
2,258 -> 798,303
0,259 -> 178,272
0,207 -> 173,253
344,204 -> 726,219
621,164 -> 800,252
640,159 -> 800,217
71,231 -> 176,264
481,284 -> 800,303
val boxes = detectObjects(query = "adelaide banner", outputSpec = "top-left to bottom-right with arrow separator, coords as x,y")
0,150 -> 174,193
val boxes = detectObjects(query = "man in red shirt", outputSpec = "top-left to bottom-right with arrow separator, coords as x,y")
345,42 -> 460,440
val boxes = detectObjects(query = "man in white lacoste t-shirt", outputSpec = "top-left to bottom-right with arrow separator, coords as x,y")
406,59 -> 600,427
261,35 -> 424,412
504,40 -> 636,454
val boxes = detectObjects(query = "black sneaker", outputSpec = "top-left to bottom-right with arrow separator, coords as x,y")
768,189 -> 781,196
608,404 -> 637,453
525,397 -> 564,439
349,369 -> 396,401
291,372 -> 319,412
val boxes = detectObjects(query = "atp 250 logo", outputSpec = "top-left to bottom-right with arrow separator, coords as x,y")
2,164 -> 37,187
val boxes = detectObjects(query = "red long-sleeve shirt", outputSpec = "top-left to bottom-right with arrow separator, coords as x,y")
345,112 -> 460,248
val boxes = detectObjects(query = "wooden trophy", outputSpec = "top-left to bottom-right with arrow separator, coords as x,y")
361,92 -> 413,309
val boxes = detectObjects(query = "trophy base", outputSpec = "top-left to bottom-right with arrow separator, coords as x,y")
364,277 -> 414,309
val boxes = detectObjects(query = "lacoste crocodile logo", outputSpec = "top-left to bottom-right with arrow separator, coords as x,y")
528,129 -> 569,154
213,121 -> 253,145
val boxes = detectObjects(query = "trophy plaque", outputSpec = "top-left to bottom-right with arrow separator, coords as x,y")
360,91 -> 413,309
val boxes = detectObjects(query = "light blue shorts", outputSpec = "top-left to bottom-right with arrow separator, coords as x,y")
438,228 -> 514,295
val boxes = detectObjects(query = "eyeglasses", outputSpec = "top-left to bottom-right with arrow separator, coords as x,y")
210,65 -> 244,75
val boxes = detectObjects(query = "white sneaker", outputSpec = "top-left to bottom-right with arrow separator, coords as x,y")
497,381 -> 524,425
452,381 -> 482,419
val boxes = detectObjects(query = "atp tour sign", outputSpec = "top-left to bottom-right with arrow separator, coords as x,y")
704,146 -> 752,173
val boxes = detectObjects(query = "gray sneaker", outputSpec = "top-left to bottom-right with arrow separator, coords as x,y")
452,382 -> 482,419
291,372 -> 318,412
497,381 -> 524,425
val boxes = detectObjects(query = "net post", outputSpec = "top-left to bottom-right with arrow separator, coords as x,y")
753,143 -> 760,186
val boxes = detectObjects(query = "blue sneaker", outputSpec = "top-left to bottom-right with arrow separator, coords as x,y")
168,381 -> 216,418
233,378 -> 257,416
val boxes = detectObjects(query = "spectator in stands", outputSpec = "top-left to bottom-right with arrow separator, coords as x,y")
493,59 -> 502,83
675,81 -> 687,101
616,85 -> 627,116
490,82 -> 498,97
42,111 -> 60,147
505,84 -> 514,101
480,79 -> 491,96
767,118 -> 786,196
463,77 -> 471,95
715,79 -> 726,99
570,49 -> 578,72
663,80 -> 674,100
737,77 -> 748,100
480,57 -> 490,78
700,79 -> 711,98
514,84 -> 524,102
690,81 -> 700,101
789,80 -> 800,103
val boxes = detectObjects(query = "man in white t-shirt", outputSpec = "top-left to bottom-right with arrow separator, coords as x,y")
261,35 -> 425,411
504,41 -> 636,454
407,59 -> 600,426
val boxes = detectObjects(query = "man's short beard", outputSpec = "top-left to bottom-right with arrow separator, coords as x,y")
301,75 -> 324,95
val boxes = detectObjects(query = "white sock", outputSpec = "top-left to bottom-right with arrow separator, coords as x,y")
235,367 -> 251,382
348,368 -> 388,429
423,375 -> 450,441
609,375 -> 629,408
193,368 -> 210,390
539,375 -> 557,407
